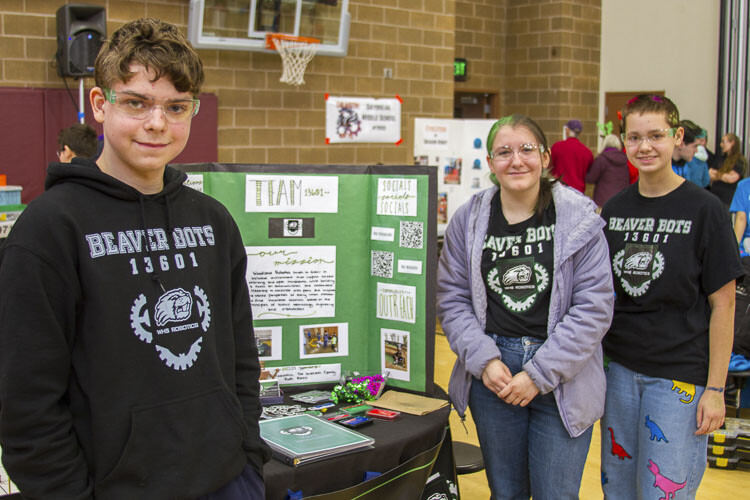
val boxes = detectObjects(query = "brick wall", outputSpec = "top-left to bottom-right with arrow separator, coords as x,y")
454,0 -> 504,93
0,0 -> 602,164
0,0 -> 456,165
502,0 -> 602,149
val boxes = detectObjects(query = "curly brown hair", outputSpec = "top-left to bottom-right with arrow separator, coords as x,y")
94,18 -> 204,96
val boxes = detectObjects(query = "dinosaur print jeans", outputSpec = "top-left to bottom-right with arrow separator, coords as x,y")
601,361 -> 708,499
469,334 -> 593,499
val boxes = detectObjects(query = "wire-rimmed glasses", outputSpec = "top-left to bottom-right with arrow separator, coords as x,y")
489,144 -> 546,164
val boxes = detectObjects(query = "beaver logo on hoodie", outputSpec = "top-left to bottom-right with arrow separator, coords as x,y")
154,289 -> 193,326
130,286 -> 212,370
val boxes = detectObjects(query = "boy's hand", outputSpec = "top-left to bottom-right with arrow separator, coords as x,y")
695,390 -> 725,435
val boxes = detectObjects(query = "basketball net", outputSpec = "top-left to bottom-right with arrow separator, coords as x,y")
271,36 -> 319,86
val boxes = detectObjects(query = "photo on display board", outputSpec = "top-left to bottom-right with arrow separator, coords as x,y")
437,193 -> 448,224
381,328 -> 410,381
443,157 -> 462,184
256,326 -> 283,360
414,155 -> 429,166
299,323 -> 349,358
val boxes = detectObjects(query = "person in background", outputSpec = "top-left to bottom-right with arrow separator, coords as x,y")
693,127 -> 717,169
56,123 -> 98,162
710,133 -> 747,208
672,120 -> 709,188
601,94 -> 742,498
0,18 -> 269,498
730,176 -> 750,256
585,133 -> 629,208
438,114 -> 613,499
550,119 -> 594,193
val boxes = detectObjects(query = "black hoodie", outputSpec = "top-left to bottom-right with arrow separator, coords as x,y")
0,158 -> 270,499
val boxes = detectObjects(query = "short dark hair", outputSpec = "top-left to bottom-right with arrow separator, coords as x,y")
621,94 -> 680,132
94,18 -> 204,96
58,123 -> 98,158
679,119 -> 701,145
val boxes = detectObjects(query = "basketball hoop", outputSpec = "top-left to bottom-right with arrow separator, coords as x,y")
266,34 -> 320,87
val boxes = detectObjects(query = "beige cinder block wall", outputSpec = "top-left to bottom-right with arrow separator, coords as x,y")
0,0 -> 456,165
455,0 -> 601,151
1,0 -> 601,163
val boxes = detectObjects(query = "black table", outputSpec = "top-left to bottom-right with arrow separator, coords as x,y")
263,386 -> 452,500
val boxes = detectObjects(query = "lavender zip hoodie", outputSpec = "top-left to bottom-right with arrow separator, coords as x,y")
437,182 -> 614,437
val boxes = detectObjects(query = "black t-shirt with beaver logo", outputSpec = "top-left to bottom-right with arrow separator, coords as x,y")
481,191 -> 555,340
602,180 -> 744,385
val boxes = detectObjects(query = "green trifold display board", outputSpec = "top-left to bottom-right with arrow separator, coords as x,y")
174,164 -> 437,393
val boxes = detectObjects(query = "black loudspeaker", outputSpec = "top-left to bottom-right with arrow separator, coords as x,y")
56,4 -> 106,78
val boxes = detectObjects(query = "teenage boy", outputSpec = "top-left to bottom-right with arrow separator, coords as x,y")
672,119 -> 709,188
0,18 -> 269,498
600,95 -> 742,498
57,123 -> 99,162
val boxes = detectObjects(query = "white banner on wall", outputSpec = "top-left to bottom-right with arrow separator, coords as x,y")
325,95 -> 402,144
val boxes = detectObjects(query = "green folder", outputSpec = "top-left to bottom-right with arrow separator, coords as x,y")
260,413 -> 374,466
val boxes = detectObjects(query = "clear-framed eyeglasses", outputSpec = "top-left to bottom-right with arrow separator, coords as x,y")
489,144 -> 546,164
621,128 -> 676,148
103,88 -> 200,123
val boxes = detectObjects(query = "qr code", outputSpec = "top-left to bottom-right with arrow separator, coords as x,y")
399,221 -> 423,249
371,250 -> 394,278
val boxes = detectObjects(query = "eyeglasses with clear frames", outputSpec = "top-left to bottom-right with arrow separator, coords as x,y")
621,128 -> 676,148
103,88 -> 200,123
489,144 -> 546,164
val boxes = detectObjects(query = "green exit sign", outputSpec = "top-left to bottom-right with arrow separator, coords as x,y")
454,58 -> 467,81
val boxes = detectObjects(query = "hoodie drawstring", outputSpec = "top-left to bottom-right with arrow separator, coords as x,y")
138,196 -> 167,294
164,194 -> 174,235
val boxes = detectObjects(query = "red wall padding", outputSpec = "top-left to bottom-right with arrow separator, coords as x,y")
0,87 -> 218,204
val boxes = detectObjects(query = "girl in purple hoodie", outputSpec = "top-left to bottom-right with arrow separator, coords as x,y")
437,114 -> 614,499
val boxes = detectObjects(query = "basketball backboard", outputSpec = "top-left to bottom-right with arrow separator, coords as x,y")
188,0 -> 350,57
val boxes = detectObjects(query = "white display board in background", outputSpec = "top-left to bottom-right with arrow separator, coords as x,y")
413,118 -> 496,234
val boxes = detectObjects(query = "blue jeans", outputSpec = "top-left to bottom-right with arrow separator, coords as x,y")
469,335 -> 593,500
601,361 -> 708,499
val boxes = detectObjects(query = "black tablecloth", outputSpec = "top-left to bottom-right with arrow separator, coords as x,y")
263,386 -> 450,500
